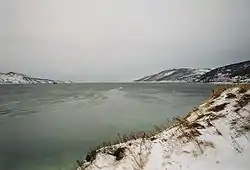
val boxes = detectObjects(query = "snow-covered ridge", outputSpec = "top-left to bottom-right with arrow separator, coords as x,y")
135,68 -> 211,82
77,85 -> 250,170
199,60 -> 250,83
136,60 -> 250,83
0,72 -> 70,84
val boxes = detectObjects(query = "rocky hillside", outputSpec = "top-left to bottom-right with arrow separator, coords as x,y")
136,68 -> 211,82
136,60 -> 250,83
198,60 -> 250,83
0,72 -> 66,84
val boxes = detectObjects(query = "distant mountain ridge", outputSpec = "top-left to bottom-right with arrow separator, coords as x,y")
0,72 -> 70,84
136,68 -> 211,82
136,60 -> 250,83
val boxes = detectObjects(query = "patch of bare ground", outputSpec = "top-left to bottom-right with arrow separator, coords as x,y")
208,112 -> 227,121
204,100 -> 215,108
237,94 -> 250,108
208,103 -> 229,112
237,84 -> 250,94
226,93 -> 237,99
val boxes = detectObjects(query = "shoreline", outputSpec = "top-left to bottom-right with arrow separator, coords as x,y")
1,81 -> 250,85
76,84 -> 250,170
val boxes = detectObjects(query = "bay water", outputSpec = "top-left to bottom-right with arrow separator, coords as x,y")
0,83 -> 216,170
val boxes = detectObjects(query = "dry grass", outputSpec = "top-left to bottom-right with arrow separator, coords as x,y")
211,84 -> 250,99
237,84 -> 250,93
174,117 -> 205,130
204,100 -> 215,108
211,85 -> 233,99
231,136 -> 244,153
182,107 -> 201,120
106,147 -> 127,161
85,149 -> 98,163
201,140 -> 215,148
208,103 -> 229,112
230,114 -> 250,138
237,94 -> 250,108
225,93 -> 237,99
177,125 -> 203,154
204,84 -> 249,108
208,113 -> 227,121
238,86 -> 247,93
83,122 -> 172,164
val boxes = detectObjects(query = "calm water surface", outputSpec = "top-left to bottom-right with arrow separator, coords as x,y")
0,83 -> 216,170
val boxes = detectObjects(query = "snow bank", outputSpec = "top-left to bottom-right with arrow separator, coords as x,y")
77,85 -> 250,170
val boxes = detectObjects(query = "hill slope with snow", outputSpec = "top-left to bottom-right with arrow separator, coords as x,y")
136,60 -> 250,83
0,72 -> 66,84
77,85 -> 250,170
135,68 -> 211,82
198,60 -> 250,83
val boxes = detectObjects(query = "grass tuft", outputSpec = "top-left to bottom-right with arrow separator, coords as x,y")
237,84 -> 250,93
225,93 -> 237,99
107,147 -> 127,161
237,94 -> 250,108
211,85 -> 231,99
208,103 -> 229,112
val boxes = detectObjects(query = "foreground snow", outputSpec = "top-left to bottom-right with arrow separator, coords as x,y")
78,85 -> 250,170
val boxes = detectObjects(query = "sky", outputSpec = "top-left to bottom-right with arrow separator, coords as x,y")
0,0 -> 250,81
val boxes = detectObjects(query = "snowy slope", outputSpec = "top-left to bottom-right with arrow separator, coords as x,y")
136,68 -> 211,82
0,72 -> 65,84
136,60 -> 250,83
77,85 -> 250,170
198,60 -> 250,83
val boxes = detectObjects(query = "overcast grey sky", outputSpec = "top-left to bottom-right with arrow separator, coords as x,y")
0,0 -> 250,81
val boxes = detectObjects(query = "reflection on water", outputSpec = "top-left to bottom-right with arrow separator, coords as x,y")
0,83 -> 216,170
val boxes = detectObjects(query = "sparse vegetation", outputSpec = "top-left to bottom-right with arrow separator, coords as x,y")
237,84 -> 250,93
208,103 -> 229,112
85,150 -> 97,162
238,87 -> 247,93
208,112 -> 226,121
211,85 -> 232,99
76,160 -> 84,167
204,100 -> 215,108
230,114 -> 250,138
237,94 -> 250,108
211,84 -> 250,100
202,140 -> 215,148
226,93 -> 237,99
107,147 -> 127,161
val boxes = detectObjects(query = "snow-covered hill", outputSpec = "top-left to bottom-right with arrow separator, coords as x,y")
198,60 -> 250,83
77,85 -> 250,170
136,60 -> 250,83
135,68 -> 211,82
0,72 -> 66,84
